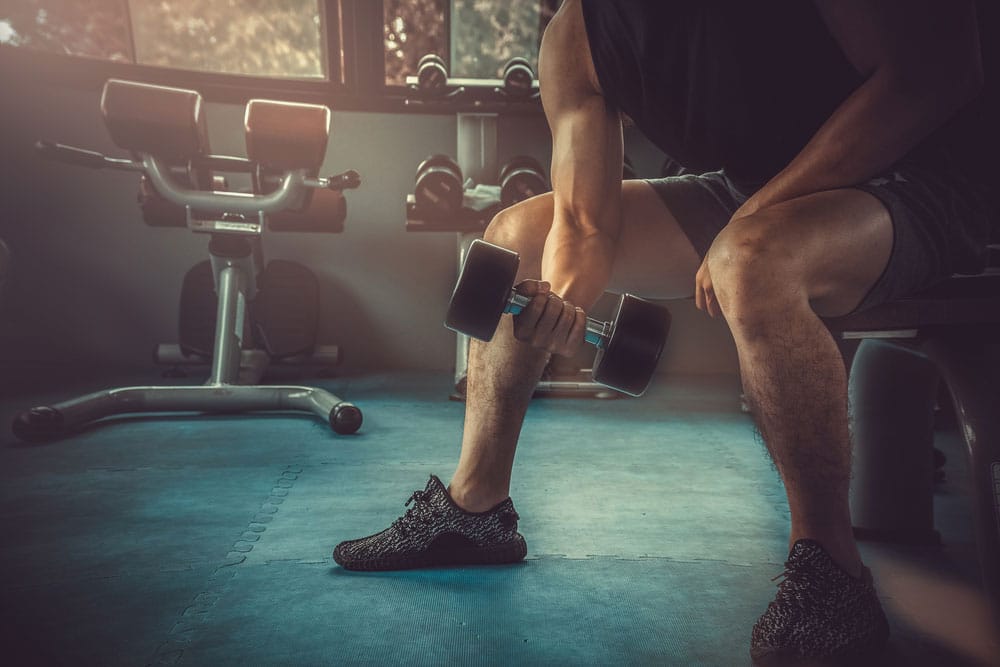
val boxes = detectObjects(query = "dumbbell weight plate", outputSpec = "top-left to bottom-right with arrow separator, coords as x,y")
417,53 -> 448,92
415,154 -> 463,216
418,53 -> 445,69
500,155 -> 549,207
503,56 -> 535,97
593,294 -> 671,396
445,240 -> 521,342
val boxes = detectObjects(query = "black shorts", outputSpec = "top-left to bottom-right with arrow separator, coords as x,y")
646,165 -> 994,313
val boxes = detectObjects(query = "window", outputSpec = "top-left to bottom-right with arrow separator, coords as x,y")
383,0 -> 559,86
1,0 -> 327,79
129,0 -> 325,78
383,0 -> 446,86
451,0 -> 553,79
0,0 -> 132,62
2,0 -> 565,104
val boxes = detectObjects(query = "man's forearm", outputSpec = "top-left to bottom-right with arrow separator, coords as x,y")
540,214 -> 618,310
736,64 -> 982,219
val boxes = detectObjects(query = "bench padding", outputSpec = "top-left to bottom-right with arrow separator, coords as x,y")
100,79 -> 209,160
825,273 -> 1000,333
244,99 -> 330,172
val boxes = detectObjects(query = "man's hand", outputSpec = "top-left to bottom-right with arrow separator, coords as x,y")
694,254 -> 722,319
512,279 -> 588,357
696,202 -> 754,319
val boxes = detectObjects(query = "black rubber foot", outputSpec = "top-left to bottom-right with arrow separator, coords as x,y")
329,403 -> 362,435
12,406 -> 65,443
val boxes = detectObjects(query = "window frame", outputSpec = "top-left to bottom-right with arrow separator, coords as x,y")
0,0 -> 546,116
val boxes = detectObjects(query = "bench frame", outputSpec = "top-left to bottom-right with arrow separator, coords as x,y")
826,267 -> 1000,617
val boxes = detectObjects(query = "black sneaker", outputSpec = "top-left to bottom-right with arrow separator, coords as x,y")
751,539 -> 890,666
332,475 -> 527,571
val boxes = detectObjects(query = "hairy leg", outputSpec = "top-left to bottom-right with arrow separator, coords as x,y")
708,189 -> 893,575
449,181 -> 702,511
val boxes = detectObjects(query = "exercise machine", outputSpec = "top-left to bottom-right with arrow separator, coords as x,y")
13,79 -> 363,441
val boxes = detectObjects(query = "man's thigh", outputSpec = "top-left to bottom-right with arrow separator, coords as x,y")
608,180 -> 704,298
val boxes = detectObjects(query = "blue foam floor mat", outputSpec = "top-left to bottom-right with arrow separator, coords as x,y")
1,371 -> 996,665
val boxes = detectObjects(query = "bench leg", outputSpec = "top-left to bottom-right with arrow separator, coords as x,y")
848,339 -> 940,544
923,337 -> 1000,615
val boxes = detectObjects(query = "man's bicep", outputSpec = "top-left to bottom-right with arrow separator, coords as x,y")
538,0 -> 622,234
547,101 -> 623,228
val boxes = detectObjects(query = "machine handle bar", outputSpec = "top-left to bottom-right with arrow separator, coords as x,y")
36,141 -> 137,171
305,170 -> 362,191
35,141 -> 361,215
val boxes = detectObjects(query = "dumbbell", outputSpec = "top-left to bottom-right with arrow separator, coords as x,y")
415,154 -> 463,216
502,56 -> 535,98
445,239 -> 671,396
417,53 -> 449,94
499,155 -> 549,207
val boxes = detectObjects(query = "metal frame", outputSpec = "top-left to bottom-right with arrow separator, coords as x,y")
13,235 -> 361,440
828,297 -> 1000,614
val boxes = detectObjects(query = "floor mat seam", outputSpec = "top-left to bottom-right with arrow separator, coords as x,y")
146,464 -> 304,666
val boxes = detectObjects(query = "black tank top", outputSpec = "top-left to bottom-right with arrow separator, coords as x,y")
580,0 -> 996,191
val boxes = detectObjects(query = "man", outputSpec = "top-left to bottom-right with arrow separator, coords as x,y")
335,0 -> 994,662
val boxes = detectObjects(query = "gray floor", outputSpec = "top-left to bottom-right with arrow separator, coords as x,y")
1,370 -> 998,666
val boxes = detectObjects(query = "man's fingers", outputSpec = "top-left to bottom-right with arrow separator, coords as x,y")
514,279 -> 550,298
510,283 -> 585,355
513,281 -> 551,337
565,306 -> 587,352
695,260 -> 715,315
548,299 -> 577,354
705,290 -> 717,318
532,294 -> 564,346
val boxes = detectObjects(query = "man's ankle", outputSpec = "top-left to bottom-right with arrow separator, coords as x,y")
790,532 -> 864,579
447,480 -> 509,513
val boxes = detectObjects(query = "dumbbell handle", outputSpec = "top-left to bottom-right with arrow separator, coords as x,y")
506,291 -> 610,348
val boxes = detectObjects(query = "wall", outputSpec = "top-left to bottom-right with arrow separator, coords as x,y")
0,67 -> 738,379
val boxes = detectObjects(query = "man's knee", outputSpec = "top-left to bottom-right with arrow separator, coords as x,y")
482,195 -> 552,259
707,214 -> 806,329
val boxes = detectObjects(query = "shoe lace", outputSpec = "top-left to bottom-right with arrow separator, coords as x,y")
770,567 -> 798,585
770,562 -> 811,604
391,489 -> 441,536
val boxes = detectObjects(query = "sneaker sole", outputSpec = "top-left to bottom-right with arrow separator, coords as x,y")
333,533 -> 527,572
750,626 -> 889,667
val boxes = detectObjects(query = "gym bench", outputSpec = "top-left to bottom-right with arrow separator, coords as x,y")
824,238 -> 1000,615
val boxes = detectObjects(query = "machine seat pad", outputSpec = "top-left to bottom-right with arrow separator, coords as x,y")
100,79 -> 209,161
245,99 -> 331,172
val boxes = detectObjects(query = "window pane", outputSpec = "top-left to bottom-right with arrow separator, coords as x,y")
0,0 -> 131,61
128,0 -> 326,78
451,0 -> 557,79
383,0 -> 446,86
